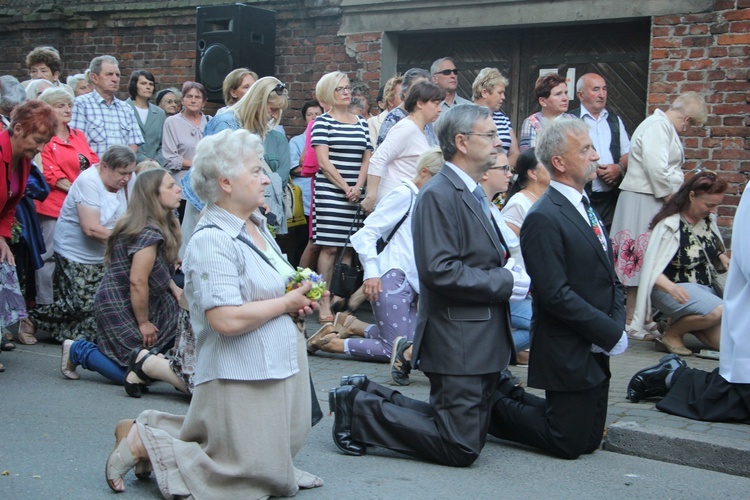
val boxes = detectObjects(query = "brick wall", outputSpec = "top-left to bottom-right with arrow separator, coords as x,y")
0,0 -> 384,137
650,0 -> 750,233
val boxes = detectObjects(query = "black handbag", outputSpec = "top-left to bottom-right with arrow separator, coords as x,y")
329,205 -> 363,299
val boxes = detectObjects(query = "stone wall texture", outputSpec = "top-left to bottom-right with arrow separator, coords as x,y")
0,0 -> 747,232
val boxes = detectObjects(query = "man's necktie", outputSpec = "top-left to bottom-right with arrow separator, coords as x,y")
583,197 -> 608,252
472,185 -> 492,220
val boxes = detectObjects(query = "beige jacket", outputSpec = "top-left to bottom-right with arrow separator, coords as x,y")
620,109 -> 684,199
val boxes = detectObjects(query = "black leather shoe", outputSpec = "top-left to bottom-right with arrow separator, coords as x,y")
340,374 -> 369,391
627,354 -> 687,403
328,386 -> 366,456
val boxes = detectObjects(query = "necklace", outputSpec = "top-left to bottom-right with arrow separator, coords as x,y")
523,189 -> 539,201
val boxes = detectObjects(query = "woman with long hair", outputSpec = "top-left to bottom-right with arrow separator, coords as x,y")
632,170 -> 728,355
60,168 -> 184,390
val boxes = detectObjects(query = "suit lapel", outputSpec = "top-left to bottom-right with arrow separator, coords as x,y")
548,188 -> 613,269
441,167 -> 505,258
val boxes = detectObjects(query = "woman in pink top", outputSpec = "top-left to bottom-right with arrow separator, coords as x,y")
361,82 -> 444,213
35,87 -> 99,308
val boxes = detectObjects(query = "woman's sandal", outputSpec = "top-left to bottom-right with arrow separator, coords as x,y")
655,337 -> 692,356
17,318 -> 37,345
1,332 -> 15,351
106,419 -> 138,492
124,348 -> 156,398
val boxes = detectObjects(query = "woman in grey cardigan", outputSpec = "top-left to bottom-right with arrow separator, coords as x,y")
104,129 -> 323,497
125,70 -> 165,166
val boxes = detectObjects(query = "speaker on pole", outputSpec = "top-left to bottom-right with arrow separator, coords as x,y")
195,3 -> 276,103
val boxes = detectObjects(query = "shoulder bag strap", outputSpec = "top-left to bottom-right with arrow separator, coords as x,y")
382,189 -> 414,248
335,204 -> 363,267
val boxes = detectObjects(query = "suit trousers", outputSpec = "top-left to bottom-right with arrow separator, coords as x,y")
488,377 -> 610,460
351,372 -> 500,467
656,367 -> 750,423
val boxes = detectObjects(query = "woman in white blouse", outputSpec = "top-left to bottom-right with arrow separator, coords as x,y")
306,147 -> 442,372
502,148 -> 549,239
361,81 -> 444,213
104,129 -> 323,497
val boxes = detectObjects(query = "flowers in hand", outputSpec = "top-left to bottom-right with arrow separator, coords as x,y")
286,267 -> 326,301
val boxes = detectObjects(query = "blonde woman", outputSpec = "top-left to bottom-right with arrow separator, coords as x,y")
472,67 -> 520,166
310,71 -> 373,321
216,67 -> 258,114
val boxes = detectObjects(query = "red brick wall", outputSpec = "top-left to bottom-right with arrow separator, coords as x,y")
650,0 -> 750,231
0,0 -> 383,137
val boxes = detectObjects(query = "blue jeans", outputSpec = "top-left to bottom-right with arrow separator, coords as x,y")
510,297 -> 532,352
69,339 -> 126,384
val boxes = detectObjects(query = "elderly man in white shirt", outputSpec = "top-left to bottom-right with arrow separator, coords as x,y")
569,73 -> 630,232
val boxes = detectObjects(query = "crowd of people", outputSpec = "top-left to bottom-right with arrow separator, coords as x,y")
0,44 -> 747,496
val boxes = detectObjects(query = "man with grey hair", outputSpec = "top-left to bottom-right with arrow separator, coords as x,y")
569,73 -> 630,232
488,117 -> 627,459
330,104 -> 529,466
431,57 -> 471,111
0,75 -> 27,129
71,55 -> 143,156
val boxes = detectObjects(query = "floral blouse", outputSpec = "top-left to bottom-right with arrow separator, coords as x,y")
663,217 -> 722,286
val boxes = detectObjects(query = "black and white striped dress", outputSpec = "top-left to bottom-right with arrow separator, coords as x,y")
311,113 -> 372,246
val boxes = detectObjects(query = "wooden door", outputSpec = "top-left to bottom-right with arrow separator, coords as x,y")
397,19 -> 650,135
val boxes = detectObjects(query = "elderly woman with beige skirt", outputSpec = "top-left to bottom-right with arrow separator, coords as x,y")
104,128 -> 323,497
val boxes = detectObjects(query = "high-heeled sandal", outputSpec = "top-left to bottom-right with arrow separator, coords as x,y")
17,318 -> 37,345
106,419 -> 138,492
124,348 -> 156,398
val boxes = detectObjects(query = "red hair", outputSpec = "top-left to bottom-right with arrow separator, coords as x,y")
9,100 -> 58,140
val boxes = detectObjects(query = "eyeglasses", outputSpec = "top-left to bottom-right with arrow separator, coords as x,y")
272,83 -> 288,96
488,164 -> 511,173
462,132 -> 498,141
334,86 -> 353,94
435,69 -> 459,76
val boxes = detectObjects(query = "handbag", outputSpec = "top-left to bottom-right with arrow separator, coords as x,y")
696,230 -> 727,298
285,176 -> 307,228
329,205 -> 364,299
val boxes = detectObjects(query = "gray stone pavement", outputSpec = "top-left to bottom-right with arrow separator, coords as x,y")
1,306 -> 749,498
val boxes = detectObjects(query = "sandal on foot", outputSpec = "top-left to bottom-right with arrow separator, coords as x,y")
124,348 -> 156,398
625,323 -> 657,342
17,319 -> 37,345
106,419 -> 138,492
1,340 -> 15,351
307,324 -> 335,353
655,337 -> 692,356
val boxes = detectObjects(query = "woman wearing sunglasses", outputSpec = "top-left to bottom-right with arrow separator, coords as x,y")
187,76 -> 291,241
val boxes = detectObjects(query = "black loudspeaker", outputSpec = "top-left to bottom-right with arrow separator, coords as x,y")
195,3 -> 276,103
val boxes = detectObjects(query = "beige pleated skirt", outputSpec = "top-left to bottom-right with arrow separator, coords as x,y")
136,332 -> 312,500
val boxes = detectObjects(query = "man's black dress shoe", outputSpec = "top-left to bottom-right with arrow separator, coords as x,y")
328,385 -> 366,456
340,374 -> 369,391
627,354 -> 687,403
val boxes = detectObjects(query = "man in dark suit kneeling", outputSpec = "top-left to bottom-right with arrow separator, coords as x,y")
329,104 -> 530,466
488,117 -> 627,459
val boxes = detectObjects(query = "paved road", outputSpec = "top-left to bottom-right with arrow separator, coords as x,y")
1,321 -> 749,499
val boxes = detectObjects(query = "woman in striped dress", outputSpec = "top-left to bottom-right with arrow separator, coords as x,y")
311,71 -> 372,321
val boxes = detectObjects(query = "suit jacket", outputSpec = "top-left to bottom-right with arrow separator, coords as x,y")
521,186 -> 625,392
411,164 -> 515,376
126,99 -> 166,166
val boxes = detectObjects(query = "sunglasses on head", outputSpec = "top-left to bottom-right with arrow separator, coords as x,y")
272,83 -> 287,96
436,69 -> 459,76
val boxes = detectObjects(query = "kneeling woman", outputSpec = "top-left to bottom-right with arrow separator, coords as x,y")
105,129 -> 322,497
306,147 -> 442,363
632,171 -> 728,356
61,168 -> 184,391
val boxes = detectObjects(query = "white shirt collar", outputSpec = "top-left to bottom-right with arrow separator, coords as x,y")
580,103 -> 608,122
444,161 -> 479,192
